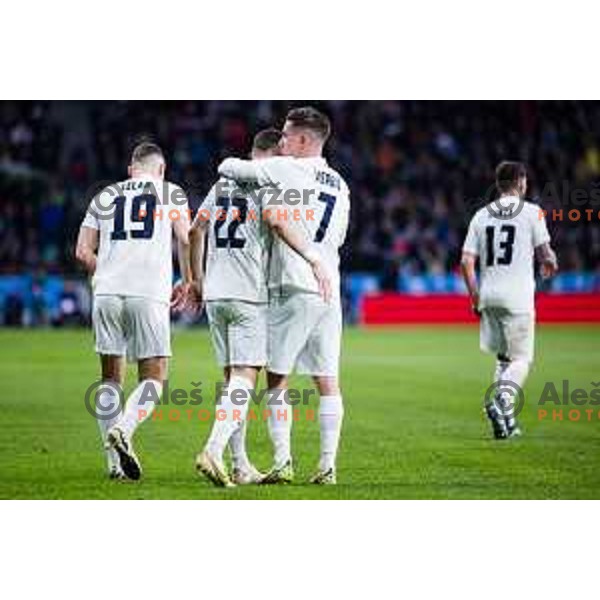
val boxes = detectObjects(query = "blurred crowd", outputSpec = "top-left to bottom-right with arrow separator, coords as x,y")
1,101 -> 600,305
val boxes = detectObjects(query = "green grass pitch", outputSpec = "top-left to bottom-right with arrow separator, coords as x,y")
0,325 -> 598,499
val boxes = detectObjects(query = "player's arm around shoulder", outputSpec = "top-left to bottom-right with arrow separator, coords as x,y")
218,155 -> 297,187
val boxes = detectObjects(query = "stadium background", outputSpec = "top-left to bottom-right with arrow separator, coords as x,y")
1,100 -> 599,327
1,101 -> 599,499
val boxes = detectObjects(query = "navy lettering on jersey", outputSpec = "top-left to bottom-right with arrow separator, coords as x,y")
316,170 -> 341,190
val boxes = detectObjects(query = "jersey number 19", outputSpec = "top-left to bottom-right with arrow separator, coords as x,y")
111,194 -> 157,241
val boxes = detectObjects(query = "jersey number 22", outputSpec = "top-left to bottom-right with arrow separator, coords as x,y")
213,197 -> 248,249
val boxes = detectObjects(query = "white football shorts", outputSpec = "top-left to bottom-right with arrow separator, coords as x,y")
267,290 -> 342,377
93,295 -> 171,361
480,307 -> 535,362
206,300 -> 268,368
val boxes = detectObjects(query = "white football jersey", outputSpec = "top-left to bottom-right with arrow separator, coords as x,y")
462,198 -> 551,313
224,156 -> 350,296
81,177 -> 189,304
201,178 -> 270,303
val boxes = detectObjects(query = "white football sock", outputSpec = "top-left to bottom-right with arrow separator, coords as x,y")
503,359 -> 530,390
229,420 -> 252,471
118,379 -> 162,438
319,395 -> 344,472
206,375 -> 253,463
95,383 -> 122,471
267,389 -> 292,468
498,359 -> 530,425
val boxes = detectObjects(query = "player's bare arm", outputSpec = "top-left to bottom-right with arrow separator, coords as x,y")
263,209 -> 332,303
460,251 -> 480,316
171,208 -> 193,311
75,226 -> 99,276
187,212 -> 209,311
535,242 -> 559,279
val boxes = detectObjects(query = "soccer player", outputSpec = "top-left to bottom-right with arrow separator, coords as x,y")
218,106 -> 350,484
189,128 -> 331,488
75,142 -> 192,479
460,161 -> 558,439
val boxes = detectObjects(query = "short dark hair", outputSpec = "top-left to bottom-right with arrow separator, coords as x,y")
252,128 -> 282,152
496,161 -> 527,193
285,106 -> 331,142
131,142 -> 164,165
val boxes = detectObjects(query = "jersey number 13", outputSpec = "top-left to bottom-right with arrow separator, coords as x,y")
485,224 -> 516,266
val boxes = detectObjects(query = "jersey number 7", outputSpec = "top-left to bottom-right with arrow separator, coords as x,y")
314,192 -> 336,242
